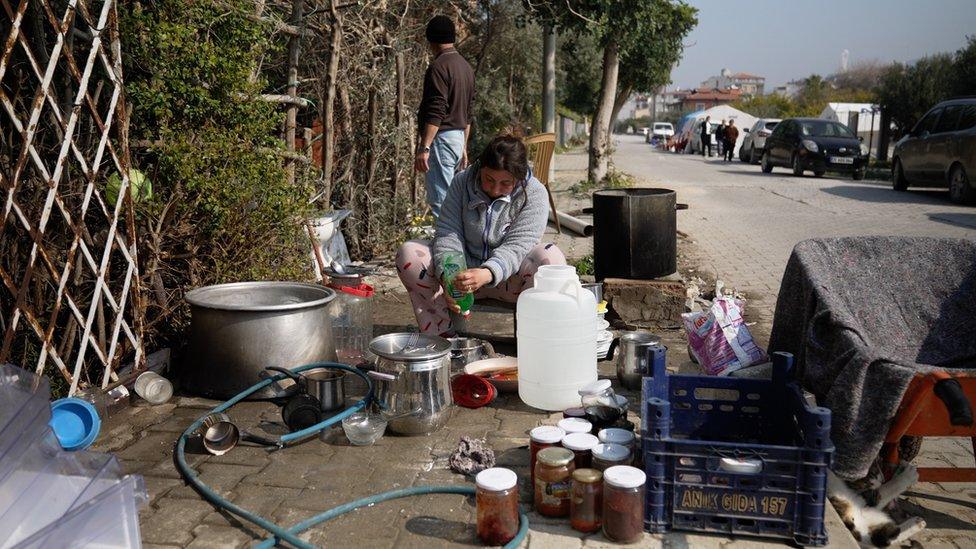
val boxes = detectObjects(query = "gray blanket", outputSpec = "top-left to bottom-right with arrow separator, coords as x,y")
769,237 -> 976,480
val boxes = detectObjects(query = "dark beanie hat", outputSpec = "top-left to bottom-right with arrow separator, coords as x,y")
425,15 -> 455,44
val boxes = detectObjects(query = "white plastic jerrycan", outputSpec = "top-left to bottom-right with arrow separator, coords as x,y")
517,265 -> 597,410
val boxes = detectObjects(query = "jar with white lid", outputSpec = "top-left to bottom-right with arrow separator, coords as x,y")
561,432 -> 599,470
475,467 -> 519,545
557,417 -> 593,435
602,465 -> 646,543
597,428 -> 636,452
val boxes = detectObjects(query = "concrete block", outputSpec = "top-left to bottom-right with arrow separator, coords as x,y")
603,277 -> 686,327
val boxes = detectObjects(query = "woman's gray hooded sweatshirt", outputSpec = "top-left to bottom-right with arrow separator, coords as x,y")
432,165 -> 550,287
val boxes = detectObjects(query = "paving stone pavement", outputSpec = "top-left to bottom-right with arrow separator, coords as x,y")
91,134 -> 976,548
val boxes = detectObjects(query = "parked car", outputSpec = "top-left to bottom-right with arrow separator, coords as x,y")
646,122 -> 675,144
761,118 -> 868,179
891,98 -> 976,204
739,118 -> 781,163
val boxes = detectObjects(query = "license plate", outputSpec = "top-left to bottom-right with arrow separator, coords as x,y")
829,156 -> 854,165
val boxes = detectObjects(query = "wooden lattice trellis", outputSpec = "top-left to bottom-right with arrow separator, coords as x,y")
0,0 -> 144,395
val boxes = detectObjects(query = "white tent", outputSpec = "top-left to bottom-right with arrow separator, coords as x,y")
820,103 -> 880,133
688,105 -> 758,156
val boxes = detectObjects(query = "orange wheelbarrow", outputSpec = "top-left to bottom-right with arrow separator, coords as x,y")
881,371 -> 976,482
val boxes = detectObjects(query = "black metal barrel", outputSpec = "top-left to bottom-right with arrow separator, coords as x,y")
592,188 -> 682,281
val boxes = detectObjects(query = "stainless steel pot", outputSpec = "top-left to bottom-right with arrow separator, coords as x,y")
367,333 -> 453,435
448,337 -> 495,374
606,331 -> 662,390
184,282 -> 337,399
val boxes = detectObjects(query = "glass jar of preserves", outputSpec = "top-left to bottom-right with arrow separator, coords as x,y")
579,380 -> 625,432
570,468 -> 603,533
561,432 -> 599,470
598,428 -> 636,453
591,442 -> 632,471
475,468 -> 520,546
534,447 -> 575,517
529,425 -> 565,487
557,417 -> 592,435
602,465 -> 647,543
562,407 -> 586,419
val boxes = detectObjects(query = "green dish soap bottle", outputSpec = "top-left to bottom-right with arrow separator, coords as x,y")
441,251 -> 474,316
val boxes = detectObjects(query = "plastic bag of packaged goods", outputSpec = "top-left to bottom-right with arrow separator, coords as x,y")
682,296 -> 768,376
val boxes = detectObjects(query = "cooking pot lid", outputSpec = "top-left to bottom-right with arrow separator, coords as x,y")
369,333 -> 451,361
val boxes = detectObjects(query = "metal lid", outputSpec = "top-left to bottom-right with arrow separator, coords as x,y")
572,468 -> 603,484
562,433 -> 599,451
476,467 -> 518,491
557,417 -> 592,434
603,465 -> 647,489
598,428 -> 636,446
537,447 -> 574,467
368,333 -> 451,361
530,425 -> 566,444
185,281 -> 335,312
591,443 -> 631,462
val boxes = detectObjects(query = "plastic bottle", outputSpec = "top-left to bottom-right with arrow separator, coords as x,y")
441,251 -> 474,315
517,265 -> 597,410
134,371 -> 173,405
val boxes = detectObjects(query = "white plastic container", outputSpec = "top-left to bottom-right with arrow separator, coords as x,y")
517,265 -> 597,410
134,371 -> 173,405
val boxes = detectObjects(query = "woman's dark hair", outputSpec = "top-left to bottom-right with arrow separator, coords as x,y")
479,134 -> 529,184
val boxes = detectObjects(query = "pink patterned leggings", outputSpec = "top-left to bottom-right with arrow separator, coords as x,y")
395,240 -> 567,335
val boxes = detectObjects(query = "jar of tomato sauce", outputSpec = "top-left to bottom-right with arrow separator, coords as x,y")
602,465 -> 646,543
534,447 -> 575,517
561,432 -> 599,470
475,467 -> 520,546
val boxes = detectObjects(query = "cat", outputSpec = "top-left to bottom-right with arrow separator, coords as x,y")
827,464 -> 926,547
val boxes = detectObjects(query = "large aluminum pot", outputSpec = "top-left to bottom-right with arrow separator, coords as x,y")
184,282 -> 337,399
367,333 -> 452,435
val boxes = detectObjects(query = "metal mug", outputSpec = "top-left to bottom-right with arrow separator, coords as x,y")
606,331 -> 662,390
303,368 -> 346,412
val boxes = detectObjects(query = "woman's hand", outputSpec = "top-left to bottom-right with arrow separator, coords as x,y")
443,287 -> 461,314
454,268 -> 492,294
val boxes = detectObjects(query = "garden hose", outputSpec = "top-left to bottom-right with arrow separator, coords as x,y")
175,361 -> 530,548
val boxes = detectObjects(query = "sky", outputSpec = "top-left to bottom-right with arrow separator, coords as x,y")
670,0 -> 976,90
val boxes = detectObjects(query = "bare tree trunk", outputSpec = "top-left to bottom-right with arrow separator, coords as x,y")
284,0 -> 305,185
588,39 -> 619,183
319,0 -> 341,206
611,83 -> 633,131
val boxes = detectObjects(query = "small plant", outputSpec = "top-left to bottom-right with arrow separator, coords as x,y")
569,179 -> 599,197
572,254 -> 594,276
602,169 -> 635,189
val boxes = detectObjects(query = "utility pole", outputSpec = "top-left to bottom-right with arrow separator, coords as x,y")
542,25 -> 556,182
542,25 -> 556,133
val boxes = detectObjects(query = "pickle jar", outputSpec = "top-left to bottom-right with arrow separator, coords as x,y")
591,442 -> 632,471
534,447 -> 575,517
475,467 -> 520,546
570,468 -> 603,533
602,465 -> 647,543
561,432 -> 599,470
529,425 -> 565,487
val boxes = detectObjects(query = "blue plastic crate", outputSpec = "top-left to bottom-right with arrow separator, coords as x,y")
641,350 -> 833,546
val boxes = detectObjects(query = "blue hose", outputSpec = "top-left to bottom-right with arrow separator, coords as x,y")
175,361 -> 529,548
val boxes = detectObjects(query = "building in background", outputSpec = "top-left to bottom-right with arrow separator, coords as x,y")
772,80 -> 804,98
700,68 -> 765,96
681,87 -> 743,111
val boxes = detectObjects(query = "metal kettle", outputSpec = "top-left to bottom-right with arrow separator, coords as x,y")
366,333 -> 454,435
606,331 -> 662,390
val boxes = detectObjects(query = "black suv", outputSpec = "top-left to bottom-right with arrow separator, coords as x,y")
892,98 -> 976,204
761,118 -> 868,179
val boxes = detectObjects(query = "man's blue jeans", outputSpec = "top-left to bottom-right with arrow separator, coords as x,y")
426,129 -> 465,219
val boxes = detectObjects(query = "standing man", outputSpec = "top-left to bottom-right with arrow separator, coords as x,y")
715,119 -> 727,157
415,15 -> 475,219
699,116 -> 712,157
724,120 -> 739,161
